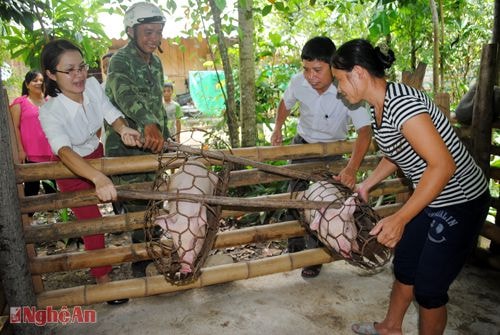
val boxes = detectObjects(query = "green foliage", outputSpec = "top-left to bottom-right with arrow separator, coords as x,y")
254,64 -> 299,144
363,0 -> 493,104
0,0 -> 42,31
1,0 -> 115,69
1,0 -> 495,142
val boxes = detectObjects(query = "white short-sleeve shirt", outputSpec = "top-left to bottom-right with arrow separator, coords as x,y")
283,72 -> 371,143
39,77 -> 124,157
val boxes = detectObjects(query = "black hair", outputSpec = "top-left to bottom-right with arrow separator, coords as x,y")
331,38 -> 395,78
40,39 -> 84,97
163,82 -> 174,89
301,36 -> 336,64
22,70 -> 44,96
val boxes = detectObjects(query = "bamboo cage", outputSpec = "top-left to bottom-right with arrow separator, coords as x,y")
2,57 -> 500,307
9,139 -> 500,307
11,128 -> 408,305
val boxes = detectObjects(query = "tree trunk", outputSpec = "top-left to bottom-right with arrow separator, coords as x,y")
472,43 -> 497,175
238,0 -> 257,147
430,0 -> 440,96
208,0 -> 240,148
439,0 -> 445,90
0,81 -> 42,334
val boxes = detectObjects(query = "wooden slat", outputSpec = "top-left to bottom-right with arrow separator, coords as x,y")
19,157 -> 387,214
36,248 -> 337,308
15,141 -> 377,183
28,203 -> 403,274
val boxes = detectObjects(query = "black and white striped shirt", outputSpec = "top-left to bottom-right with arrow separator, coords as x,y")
372,82 -> 488,207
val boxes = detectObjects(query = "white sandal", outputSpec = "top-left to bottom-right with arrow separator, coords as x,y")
351,322 -> 380,335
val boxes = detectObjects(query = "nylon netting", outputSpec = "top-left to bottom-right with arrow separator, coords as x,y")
143,131 -> 391,286
143,130 -> 232,286
293,173 -> 392,270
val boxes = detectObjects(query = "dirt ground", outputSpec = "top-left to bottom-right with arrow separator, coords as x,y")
36,236 -> 500,335
27,205 -> 500,335
41,258 -> 500,335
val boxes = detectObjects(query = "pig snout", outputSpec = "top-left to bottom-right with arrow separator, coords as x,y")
154,214 -> 172,231
157,207 -> 207,275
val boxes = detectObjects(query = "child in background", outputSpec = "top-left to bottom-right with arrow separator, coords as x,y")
163,82 -> 182,142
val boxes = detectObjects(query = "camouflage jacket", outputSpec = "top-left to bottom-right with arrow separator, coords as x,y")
105,40 -> 170,157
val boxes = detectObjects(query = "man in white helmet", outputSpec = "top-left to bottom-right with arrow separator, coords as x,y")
104,1 -> 169,277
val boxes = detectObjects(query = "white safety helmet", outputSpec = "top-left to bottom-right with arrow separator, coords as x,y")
123,2 -> 166,30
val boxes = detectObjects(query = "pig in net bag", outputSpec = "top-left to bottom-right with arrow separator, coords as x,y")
296,178 -> 393,270
143,135 -> 232,285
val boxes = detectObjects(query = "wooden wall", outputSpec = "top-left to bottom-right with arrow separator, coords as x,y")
109,38 -> 210,95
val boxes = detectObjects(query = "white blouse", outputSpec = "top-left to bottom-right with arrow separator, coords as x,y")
39,77 -> 123,157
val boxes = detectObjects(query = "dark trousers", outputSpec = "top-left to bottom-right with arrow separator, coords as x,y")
287,134 -> 341,251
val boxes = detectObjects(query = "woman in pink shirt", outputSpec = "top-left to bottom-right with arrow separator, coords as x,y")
10,70 -> 57,204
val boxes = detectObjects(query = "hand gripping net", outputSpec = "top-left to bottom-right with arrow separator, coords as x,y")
144,134 -> 231,285
296,178 -> 392,270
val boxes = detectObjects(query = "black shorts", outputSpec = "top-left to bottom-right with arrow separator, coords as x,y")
393,190 -> 490,308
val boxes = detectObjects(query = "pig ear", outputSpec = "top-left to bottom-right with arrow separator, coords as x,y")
342,196 -> 357,217
154,217 -> 167,230
310,208 -> 326,230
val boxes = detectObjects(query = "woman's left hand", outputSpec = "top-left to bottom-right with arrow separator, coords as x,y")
92,173 -> 117,202
369,214 -> 406,248
119,126 -> 143,148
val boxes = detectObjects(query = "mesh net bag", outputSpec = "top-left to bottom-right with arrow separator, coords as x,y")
296,177 -> 393,270
143,131 -> 231,285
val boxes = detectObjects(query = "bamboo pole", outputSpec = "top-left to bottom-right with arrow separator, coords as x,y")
36,248 -> 337,308
227,156 -> 380,187
29,220 -> 307,274
25,204 -> 500,275
29,203 -> 404,275
24,212 -> 145,244
24,182 -> 410,243
117,191 -> 341,210
19,157 -> 386,214
166,141 -> 334,182
16,141 -> 376,183
20,182 -> 151,214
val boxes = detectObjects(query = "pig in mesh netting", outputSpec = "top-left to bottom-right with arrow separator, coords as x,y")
143,134 -> 231,285
295,178 -> 393,270
143,129 -> 391,284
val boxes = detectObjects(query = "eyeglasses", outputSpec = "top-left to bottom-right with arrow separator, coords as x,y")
54,64 -> 89,76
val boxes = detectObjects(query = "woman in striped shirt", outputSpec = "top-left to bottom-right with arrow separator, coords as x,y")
331,39 -> 489,335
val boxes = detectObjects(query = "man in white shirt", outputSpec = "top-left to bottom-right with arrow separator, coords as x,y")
271,36 -> 372,278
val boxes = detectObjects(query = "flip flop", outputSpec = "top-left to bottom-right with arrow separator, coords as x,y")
351,322 -> 380,335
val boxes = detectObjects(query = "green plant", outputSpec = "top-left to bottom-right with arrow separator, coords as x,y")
1,0 -> 115,69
